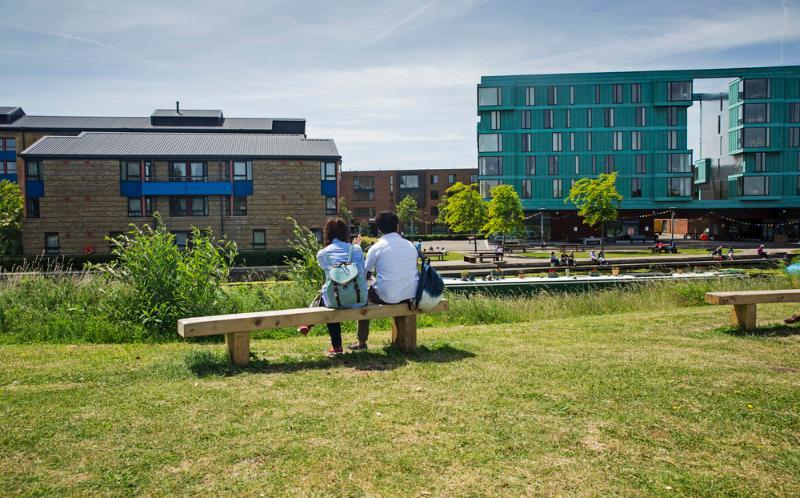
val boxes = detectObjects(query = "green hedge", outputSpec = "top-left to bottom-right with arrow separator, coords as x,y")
406,234 -> 473,241
233,250 -> 298,267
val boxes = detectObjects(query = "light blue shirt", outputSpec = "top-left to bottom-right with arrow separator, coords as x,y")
317,238 -> 366,308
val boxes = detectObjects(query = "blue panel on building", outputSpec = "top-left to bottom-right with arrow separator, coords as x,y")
320,180 -> 337,196
141,181 -> 233,196
26,180 -> 44,198
0,151 -> 15,161
120,181 -> 142,197
233,180 -> 253,196
0,173 -> 17,183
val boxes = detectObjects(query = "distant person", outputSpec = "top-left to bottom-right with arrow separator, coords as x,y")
491,265 -> 504,279
727,247 -> 734,261
669,241 -> 678,254
568,252 -> 576,267
415,240 -> 423,253
757,244 -> 768,258
549,251 -> 559,266
590,249 -> 598,264
297,218 -> 366,357
699,232 -> 710,242
350,211 -> 420,351
495,244 -> 504,258
560,251 -> 568,266
598,249 -> 608,266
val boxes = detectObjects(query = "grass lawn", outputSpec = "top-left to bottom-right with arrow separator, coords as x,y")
2,304 -> 799,495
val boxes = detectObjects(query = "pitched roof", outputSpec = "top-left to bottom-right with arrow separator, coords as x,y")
0,115 -> 277,131
20,132 -> 340,160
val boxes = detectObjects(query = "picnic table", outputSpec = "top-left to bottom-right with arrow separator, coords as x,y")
582,237 -> 604,246
556,243 -> 583,253
422,250 -> 445,261
503,243 -> 539,253
464,251 -> 504,263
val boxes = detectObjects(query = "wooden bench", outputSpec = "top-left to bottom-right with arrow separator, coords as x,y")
556,243 -> 583,253
177,300 -> 449,366
705,290 -> 800,331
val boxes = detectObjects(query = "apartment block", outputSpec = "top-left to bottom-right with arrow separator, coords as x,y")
340,168 -> 477,234
477,65 -> 800,241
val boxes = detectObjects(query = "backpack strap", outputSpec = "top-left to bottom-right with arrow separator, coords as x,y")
347,243 -> 354,264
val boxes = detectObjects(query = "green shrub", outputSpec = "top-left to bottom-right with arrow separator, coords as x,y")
235,249 -> 298,267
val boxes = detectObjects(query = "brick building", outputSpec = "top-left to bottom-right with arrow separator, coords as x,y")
340,168 -> 477,234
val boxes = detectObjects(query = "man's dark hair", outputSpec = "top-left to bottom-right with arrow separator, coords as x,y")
323,218 -> 349,245
375,211 -> 399,234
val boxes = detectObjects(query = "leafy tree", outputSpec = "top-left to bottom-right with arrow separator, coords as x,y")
0,180 -> 23,256
438,182 -> 487,251
482,184 -> 525,243
358,220 -> 370,236
565,172 -> 623,245
338,197 -> 353,227
397,194 -> 419,235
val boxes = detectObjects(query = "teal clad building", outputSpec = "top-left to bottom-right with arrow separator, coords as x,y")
477,65 -> 800,241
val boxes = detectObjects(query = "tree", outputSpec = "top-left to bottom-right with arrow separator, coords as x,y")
0,180 -> 23,256
338,197 -> 353,227
565,172 -> 623,245
358,220 -> 370,236
482,184 -> 524,244
438,182 -> 487,251
397,195 -> 419,235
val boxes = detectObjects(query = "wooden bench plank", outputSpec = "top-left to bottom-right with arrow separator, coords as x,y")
178,300 -> 449,338
705,290 -> 800,306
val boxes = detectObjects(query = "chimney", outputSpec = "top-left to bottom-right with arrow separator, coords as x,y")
176,101 -> 181,114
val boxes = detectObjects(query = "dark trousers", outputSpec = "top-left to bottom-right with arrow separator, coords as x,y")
357,287 -> 391,344
327,322 -> 342,349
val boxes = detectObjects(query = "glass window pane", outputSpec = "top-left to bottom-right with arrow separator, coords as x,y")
744,103 -> 768,124
478,87 -> 500,106
479,180 -> 500,198
742,176 -> 768,195
744,128 -> 768,147
478,134 -> 501,152
743,79 -> 769,99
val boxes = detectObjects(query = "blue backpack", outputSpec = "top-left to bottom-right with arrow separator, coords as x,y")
413,250 -> 445,311
321,245 -> 368,308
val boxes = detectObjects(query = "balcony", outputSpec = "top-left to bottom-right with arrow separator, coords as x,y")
120,176 -> 252,197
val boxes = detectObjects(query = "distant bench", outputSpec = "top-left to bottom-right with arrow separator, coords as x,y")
178,301 -> 449,366
705,290 -> 800,330
464,251 -> 504,263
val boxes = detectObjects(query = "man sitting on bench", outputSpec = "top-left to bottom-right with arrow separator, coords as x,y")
350,211 -> 419,351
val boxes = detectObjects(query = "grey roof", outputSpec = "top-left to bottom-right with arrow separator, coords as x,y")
0,115 -> 276,131
0,106 -> 22,114
20,132 -> 340,160
151,108 -> 223,118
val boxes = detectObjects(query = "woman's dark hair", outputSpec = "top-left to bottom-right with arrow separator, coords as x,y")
375,211 -> 399,234
324,218 -> 349,245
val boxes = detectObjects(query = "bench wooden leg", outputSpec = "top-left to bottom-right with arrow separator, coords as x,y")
391,314 -> 417,352
225,331 -> 251,366
731,304 -> 757,331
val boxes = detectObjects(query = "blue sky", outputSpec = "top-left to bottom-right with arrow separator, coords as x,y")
1,0 -> 799,171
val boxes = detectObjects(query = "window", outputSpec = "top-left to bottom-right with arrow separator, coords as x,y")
743,128 -> 769,148
400,175 -> 419,188
170,162 -> 205,181
353,207 -> 375,218
631,178 -> 642,197
587,132 -> 593,151
592,156 -> 597,175
25,161 -> 40,180
565,109 -> 571,128
326,196 -> 337,214
354,190 -> 375,201
226,196 -> 248,216
569,132 -> 575,151
754,153 -> 766,172
121,161 -> 140,181
543,109 -> 553,129
741,103 -> 768,124
526,156 -> 536,175
522,133 -> 532,152
604,155 -> 615,174
448,174 -> 455,183
190,162 -> 206,181
45,233 -> 60,254
525,87 -> 536,106
667,177 -> 691,197
479,156 -> 503,175
321,162 -> 336,181
479,179 -> 500,198
569,86 -> 575,105
431,174 -> 439,184
631,131 -> 642,151
128,198 -> 142,217
431,190 -> 439,200
613,131 -> 624,151
173,232 -> 189,250
743,79 -> 769,99
470,174 -> 477,183
252,230 -> 267,250
0,138 -> 16,152
478,87 -> 501,106
604,108 -> 614,127
667,107 -> 679,126
144,161 -> 153,181
667,154 -> 692,172
739,176 -> 769,196
521,110 -> 531,129
521,179 -> 532,198
552,179 -> 563,198
668,81 -> 692,101
790,103 -> 800,123
635,107 -> 646,127
552,132 -> 562,152
595,85 -> 601,104
587,108 -> 592,128
353,176 -> 374,190
667,130 -> 678,150
169,197 -> 208,217
233,161 -> 253,180
145,197 -> 154,216
478,134 -> 501,152
489,111 -> 500,130
1,161 -> 15,175
790,128 -> 800,148
547,86 -> 558,105
574,156 -> 580,175
631,83 -> 641,103
635,154 -> 647,174
26,198 -> 39,218
612,84 -> 623,104
431,206 -> 439,217
548,156 -> 559,175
